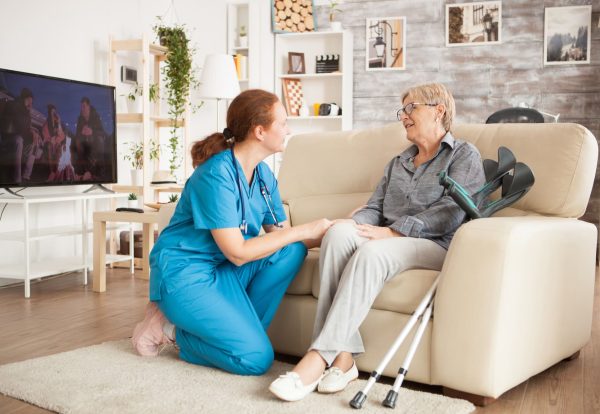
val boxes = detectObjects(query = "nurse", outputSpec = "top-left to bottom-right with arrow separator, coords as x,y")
132,89 -> 333,376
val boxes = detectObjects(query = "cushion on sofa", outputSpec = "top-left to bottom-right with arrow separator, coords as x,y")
286,248 -> 319,295
280,123 -> 596,221
311,266 -> 440,314
286,193 -> 372,225
450,124 -> 595,218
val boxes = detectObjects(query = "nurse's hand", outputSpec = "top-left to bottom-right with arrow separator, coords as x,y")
298,218 -> 333,249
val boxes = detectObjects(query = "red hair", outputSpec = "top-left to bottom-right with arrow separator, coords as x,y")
191,89 -> 279,167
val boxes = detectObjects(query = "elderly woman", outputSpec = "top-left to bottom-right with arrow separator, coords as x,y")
269,83 -> 486,401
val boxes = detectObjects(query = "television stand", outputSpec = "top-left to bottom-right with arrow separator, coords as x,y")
83,184 -> 114,194
2,188 -> 25,198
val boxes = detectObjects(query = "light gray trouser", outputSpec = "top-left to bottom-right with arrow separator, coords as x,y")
310,222 -> 447,365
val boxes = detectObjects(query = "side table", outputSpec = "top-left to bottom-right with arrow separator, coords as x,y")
93,210 -> 159,293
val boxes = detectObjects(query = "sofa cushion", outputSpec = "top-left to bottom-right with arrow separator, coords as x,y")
453,123 -> 597,218
279,122 -> 596,220
311,260 -> 439,314
286,248 -> 319,295
286,193 -> 372,225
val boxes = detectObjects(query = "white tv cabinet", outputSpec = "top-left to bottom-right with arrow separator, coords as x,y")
0,192 -> 129,298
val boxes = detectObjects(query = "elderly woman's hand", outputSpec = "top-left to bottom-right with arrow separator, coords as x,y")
356,224 -> 402,240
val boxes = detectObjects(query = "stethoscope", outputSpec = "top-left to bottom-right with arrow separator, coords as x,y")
231,148 -> 282,234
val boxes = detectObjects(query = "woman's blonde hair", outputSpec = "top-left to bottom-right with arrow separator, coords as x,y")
401,83 -> 455,132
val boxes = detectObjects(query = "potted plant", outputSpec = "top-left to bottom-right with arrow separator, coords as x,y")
127,193 -> 139,208
153,18 -> 197,178
123,82 -> 160,113
123,140 -> 160,186
328,0 -> 343,31
238,25 -> 248,48
168,193 -> 179,203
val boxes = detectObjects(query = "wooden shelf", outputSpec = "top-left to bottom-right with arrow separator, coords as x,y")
288,116 -> 343,120
116,113 -> 186,127
152,185 -> 183,193
152,117 -> 185,128
112,184 -> 182,194
110,34 -> 191,205
110,39 -> 167,57
112,185 -> 143,194
278,73 -> 343,79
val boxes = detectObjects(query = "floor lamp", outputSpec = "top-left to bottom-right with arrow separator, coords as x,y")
197,54 -> 240,131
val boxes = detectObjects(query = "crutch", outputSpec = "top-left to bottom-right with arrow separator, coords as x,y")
382,300 -> 434,408
349,275 -> 440,409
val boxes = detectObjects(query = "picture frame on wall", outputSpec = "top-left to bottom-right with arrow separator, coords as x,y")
446,1 -> 502,47
288,52 -> 306,74
271,0 -> 316,33
544,5 -> 591,65
282,78 -> 304,116
365,16 -> 407,71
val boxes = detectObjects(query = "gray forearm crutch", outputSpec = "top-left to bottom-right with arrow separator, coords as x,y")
350,275 -> 440,409
382,300 -> 434,408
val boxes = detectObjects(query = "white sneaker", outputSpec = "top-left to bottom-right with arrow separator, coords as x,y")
269,371 -> 323,402
317,361 -> 359,393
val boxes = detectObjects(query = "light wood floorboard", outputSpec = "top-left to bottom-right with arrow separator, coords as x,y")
0,268 -> 597,414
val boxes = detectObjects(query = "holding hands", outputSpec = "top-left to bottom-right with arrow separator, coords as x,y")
300,218 -> 334,249
332,204 -> 403,240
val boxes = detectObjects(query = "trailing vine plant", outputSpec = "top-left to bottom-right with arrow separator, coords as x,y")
153,17 -> 197,177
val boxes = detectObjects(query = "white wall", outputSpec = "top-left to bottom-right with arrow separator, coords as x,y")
0,0 -> 228,286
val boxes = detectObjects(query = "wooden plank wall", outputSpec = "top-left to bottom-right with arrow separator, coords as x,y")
315,0 -> 600,225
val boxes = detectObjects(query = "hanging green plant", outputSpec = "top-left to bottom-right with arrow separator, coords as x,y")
152,17 -> 197,177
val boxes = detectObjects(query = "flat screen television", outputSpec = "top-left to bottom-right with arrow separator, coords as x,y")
0,68 -> 116,190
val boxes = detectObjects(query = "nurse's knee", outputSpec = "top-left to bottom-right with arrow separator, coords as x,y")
278,241 -> 307,266
237,343 -> 274,375
287,241 -> 307,260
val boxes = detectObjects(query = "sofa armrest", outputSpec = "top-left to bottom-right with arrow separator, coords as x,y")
282,203 -> 291,225
431,216 -> 596,397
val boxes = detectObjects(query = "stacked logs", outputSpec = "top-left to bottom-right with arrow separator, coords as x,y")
273,0 -> 315,32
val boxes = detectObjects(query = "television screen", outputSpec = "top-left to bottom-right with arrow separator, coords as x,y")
0,68 -> 116,188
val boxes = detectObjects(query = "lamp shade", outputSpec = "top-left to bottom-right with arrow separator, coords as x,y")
197,54 -> 240,100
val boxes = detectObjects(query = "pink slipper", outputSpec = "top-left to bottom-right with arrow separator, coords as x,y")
131,302 -> 173,356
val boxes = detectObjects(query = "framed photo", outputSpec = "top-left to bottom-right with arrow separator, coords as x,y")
446,1 -> 502,47
544,5 -> 591,66
288,52 -> 306,74
282,78 -> 304,116
271,0 -> 316,33
366,17 -> 406,71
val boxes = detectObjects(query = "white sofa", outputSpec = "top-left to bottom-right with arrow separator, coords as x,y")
266,122 -> 598,405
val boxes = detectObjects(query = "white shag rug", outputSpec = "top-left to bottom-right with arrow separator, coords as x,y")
0,340 -> 475,414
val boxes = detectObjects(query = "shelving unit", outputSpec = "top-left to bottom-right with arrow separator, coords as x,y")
227,0 -> 263,91
108,35 -> 190,203
0,192 -> 129,298
275,30 -> 353,130
273,30 -> 353,174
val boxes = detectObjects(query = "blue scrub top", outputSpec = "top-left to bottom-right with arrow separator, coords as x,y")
149,149 -> 287,300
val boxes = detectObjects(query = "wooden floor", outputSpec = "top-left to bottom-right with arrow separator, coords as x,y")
0,268 -> 598,414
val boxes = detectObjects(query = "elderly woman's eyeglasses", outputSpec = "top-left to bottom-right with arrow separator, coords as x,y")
396,103 -> 438,120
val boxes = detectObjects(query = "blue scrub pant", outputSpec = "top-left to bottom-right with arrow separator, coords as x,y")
157,241 -> 306,376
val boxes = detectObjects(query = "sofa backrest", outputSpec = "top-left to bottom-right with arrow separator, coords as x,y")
278,123 -> 597,225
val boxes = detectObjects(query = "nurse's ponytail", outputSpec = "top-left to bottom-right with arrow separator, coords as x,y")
191,89 -> 279,167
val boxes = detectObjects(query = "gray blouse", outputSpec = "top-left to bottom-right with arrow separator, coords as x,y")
352,132 -> 486,249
